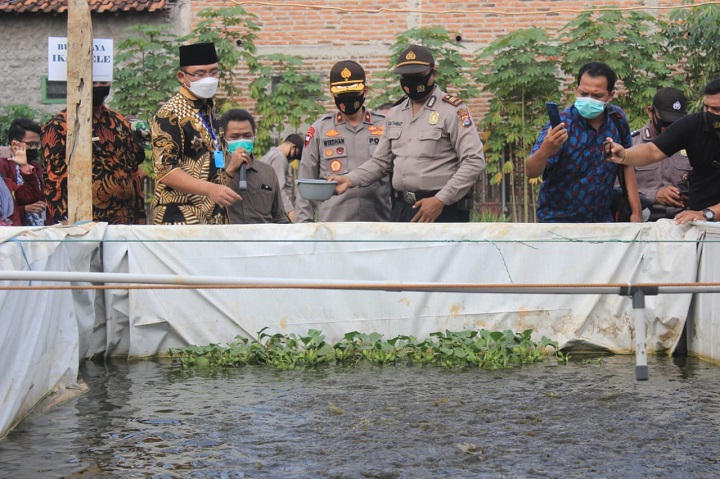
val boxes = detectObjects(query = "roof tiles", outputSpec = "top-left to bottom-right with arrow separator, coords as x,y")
0,0 -> 167,14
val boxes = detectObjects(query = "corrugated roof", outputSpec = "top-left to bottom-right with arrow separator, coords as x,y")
0,0 -> 167,14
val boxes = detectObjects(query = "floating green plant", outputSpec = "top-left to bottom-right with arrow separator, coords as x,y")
168,328 -> 565,370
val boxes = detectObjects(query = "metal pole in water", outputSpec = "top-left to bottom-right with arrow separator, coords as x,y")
632,288 -> 648,381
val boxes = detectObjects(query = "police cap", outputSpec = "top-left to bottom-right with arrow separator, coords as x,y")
653,87 -> 687,123
393,45 -> 435,75
329,61 -> 366,95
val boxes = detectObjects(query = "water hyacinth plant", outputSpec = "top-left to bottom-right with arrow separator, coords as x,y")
168,328 -> 567,371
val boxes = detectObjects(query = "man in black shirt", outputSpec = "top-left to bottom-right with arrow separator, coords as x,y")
605,77 -> 720,224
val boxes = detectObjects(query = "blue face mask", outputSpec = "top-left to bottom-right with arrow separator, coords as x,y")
227,138 -> 254,155
574,97 -> 606,120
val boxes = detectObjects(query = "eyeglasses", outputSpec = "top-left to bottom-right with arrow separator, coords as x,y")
20,140 -> 41,149
183,69 -> 222,80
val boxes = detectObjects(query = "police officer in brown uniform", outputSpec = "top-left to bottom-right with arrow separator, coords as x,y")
632,87 -> 691,221
295,60 -> 391,222
331,45 -> 486,222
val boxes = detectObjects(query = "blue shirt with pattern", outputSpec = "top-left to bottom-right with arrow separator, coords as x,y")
532,104 -> 632,223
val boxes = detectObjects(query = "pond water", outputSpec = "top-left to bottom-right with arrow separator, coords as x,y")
1,355 -> 719,479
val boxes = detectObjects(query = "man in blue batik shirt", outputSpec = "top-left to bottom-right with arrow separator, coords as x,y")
525,61 -> 642,223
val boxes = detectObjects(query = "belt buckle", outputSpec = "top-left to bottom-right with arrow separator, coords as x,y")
403,191 -> 416,205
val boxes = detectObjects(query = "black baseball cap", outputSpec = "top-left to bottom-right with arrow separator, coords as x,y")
393,45 -> 434,75
652,87 -> 687,122
284,133 -> 304,158
329,61 -> 366,95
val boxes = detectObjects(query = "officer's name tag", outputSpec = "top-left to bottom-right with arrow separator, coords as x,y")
214,150 -> 225,168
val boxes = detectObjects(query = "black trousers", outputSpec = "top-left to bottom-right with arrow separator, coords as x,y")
391,200 -> 470,223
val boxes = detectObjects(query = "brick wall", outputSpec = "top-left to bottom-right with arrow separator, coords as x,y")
199,0 -> 686,124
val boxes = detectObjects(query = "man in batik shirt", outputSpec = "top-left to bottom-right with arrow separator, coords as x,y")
42,82 -> 146,225
151,42 -> 240,224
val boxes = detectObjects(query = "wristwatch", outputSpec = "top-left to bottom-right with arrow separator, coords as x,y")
703,208 -> 715,221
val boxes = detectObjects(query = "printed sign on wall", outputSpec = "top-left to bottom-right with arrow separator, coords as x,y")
47,37 -> 114,82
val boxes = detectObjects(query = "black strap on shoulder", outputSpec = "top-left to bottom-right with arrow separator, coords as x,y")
607,106 -> 633,221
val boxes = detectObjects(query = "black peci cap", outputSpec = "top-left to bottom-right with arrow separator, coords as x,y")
329,60 -> 366,95
393,45 -> 435,75
652,87 -> 687,122
179,42 -> 218,68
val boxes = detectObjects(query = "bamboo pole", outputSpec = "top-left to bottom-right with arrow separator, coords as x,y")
65,0 -> 93,223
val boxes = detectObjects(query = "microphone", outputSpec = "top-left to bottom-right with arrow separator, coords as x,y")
239,163 -> 247,191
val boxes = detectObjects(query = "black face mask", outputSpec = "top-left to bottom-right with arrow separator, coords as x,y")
25,149 -> 39,162
92,86 -> 111,107
400,70 -> 434,101
335,93 -> 365,115
706,111 -> 720,132
651,112 -> 672,134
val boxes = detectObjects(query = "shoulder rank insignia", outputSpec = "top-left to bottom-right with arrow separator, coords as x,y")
442,95 -> 463,107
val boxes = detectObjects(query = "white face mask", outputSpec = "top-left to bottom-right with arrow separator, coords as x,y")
187,76 -> 219,99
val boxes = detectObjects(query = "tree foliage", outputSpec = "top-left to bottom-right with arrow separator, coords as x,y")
558,9 -> 683,130
665,1 -> 720,111
191,6 -> 261,105
475,28 -> 560,222
249,54 -> 326,155
110,25 -> 179,124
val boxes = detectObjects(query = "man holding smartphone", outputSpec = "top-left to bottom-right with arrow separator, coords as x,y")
525,61 -> 642,223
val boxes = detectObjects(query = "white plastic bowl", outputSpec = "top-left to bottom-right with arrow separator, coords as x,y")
296,179 -> 337,201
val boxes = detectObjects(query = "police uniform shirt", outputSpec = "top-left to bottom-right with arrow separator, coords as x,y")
259,147 -> 294,215
296,109 -> 391,223
225,159 -> 289,224
632,121 -> 691,219
346,87 -> 486,206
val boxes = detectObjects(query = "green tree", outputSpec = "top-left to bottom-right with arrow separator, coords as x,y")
110,25 -> 180,124
559,8 -> 683,129
665,1 -> 720,110
249,54 -> 326,155
191,5 -> 261,106
369,25 -> 479,109
474,28 -> 561,222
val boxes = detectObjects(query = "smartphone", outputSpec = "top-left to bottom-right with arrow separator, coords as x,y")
546,102 -> 562,128
602,140 -> 613,159
0,145 -> 12,159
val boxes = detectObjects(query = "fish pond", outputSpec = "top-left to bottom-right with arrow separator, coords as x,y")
0,354 -> 719,479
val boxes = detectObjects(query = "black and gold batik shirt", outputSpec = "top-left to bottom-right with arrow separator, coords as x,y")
151,87 -> 228,225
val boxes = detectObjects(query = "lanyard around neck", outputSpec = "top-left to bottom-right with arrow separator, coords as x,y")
197,110 -> 219,150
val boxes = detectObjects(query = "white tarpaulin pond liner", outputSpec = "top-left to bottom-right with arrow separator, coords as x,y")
1,219 -> 717,437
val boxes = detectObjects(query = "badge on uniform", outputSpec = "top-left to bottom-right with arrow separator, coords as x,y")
330,159 -> 343,172
457,108 -> 473,128
213,149 -> 225,168
368,125 -> 383,136
305,126 -> 316,147
429,111 -> 439,125
680,149 -> 687,157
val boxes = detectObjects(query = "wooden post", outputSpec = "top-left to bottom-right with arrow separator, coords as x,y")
65,0 -> 93,223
